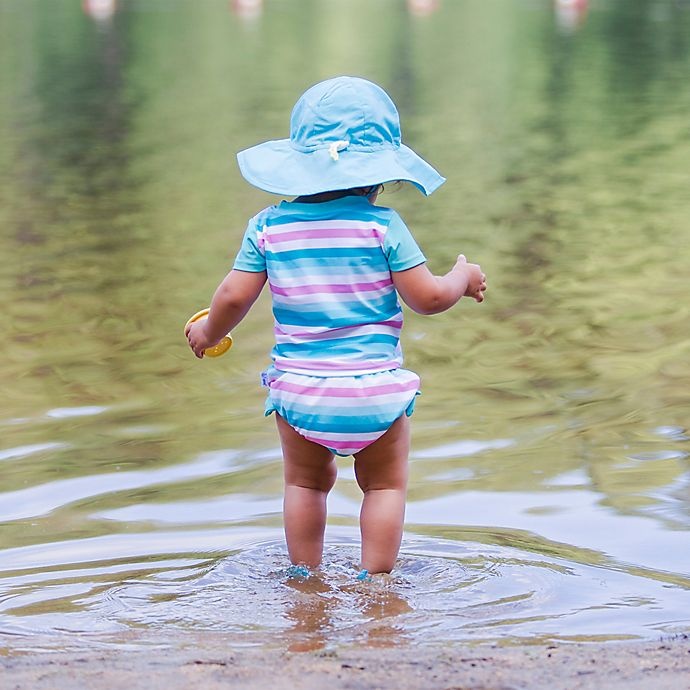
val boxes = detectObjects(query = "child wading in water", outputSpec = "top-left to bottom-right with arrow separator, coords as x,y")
186,76 -> 487,578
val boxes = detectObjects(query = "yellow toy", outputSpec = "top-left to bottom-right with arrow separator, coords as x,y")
184,308 -> 233,357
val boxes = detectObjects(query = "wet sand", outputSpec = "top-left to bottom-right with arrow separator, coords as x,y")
2,635 -> 689,690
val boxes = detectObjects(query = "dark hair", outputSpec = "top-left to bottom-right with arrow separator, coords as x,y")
293,185 -> 383,204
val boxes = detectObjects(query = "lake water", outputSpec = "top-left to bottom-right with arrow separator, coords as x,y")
0,0 -> 688,653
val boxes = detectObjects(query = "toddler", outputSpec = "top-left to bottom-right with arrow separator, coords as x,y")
186,76 -> 486,577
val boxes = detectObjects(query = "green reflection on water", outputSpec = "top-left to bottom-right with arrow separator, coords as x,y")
0,0 -> 688,642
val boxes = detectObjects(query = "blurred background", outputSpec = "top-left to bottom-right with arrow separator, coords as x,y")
0,0 -> 688,650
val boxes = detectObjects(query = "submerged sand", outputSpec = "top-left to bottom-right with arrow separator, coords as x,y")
2,635 -> 689,690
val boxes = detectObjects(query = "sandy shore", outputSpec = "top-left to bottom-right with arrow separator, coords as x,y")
2,635 -> 689,690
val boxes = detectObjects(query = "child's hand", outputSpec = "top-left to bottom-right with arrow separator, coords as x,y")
185,320 -> 216,359
454,254 -> 487,303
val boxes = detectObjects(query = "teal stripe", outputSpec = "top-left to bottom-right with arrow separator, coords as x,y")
265,247 -> 383,262
272,408 -> 395,433
275,333 -> 399,358
268,395 -> 418,433
273,297 -> 399,326
271,310 -> 354,328
268,261 -> 389,277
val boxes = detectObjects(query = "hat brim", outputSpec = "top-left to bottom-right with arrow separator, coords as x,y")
236,140 -> 445,197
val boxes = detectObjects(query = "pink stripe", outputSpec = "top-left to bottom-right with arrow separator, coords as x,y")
303,436 -> 374,453
268,227 -> 384,244
271,379 -> 419,398
368,318 -> 402,330
270,278 -> 392,297
275,327 -> 402,343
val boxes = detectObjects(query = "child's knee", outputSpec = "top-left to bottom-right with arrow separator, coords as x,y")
285,456 -> 337,492
353,456 -> 408,493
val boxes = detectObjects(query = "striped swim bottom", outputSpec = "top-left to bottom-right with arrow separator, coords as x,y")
263,368 -> 420,456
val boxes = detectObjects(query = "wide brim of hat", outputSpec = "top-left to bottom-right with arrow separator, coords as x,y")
236,139 -> 445,196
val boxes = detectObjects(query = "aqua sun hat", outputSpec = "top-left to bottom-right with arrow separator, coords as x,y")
236,76 -> 445,197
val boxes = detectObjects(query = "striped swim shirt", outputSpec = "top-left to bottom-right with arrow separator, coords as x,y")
233,195 -> 426,377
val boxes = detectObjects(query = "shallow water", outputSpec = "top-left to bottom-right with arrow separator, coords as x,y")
0,0 -> 689,653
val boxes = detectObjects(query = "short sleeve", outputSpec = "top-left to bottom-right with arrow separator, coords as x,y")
233,214 -> 266,272
383,211 -> 426,272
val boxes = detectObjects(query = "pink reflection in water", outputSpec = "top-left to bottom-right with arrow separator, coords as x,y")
230,0 -> 263,21
83,0 -> 117,22
554,0 -> 589,32
407,0 -> 440,17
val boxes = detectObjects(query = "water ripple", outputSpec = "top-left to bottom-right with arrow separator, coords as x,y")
0,442 -> 68,463
1,534 -> 688,650
0,451 -> 241,522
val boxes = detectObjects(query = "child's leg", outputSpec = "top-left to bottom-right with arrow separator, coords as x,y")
353,414 -> 410,574
275,414 -> 337,568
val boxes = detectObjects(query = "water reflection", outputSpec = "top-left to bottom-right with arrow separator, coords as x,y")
282,571 -> 415,652
230,0 -> 263,21
0,0 -> 689,652
554,0 -> 588,33
83,0 -> 117,22
283,575 -> 334,652
407,0 -> 440,17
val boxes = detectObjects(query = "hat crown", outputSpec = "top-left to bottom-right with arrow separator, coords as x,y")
289,77 -> 402,152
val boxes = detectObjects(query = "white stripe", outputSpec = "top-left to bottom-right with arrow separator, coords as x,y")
272,391 -> 415,409
271,285 -> 394,306
277,372 -> 407,388
275,321 -> 402,337
272,360 -> 402,376
296,429 -> 383,443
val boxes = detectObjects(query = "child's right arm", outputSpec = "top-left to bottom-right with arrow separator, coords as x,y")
185,269 -> 266,358
391,254 -> 486,315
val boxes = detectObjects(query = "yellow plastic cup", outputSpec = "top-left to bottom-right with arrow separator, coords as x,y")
184,308 -> 233,358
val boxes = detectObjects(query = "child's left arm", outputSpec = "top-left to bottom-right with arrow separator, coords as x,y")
185,269 -> 267,358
